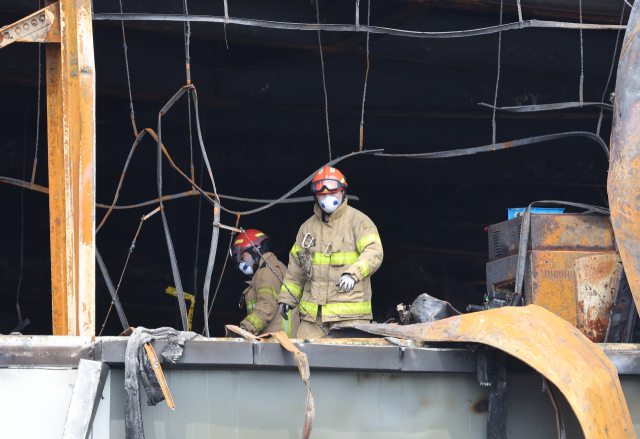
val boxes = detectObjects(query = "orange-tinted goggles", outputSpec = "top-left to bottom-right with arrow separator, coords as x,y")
310,179 -> 346,193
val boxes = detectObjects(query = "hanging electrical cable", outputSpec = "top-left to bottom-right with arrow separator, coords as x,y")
98,207 -> 160,335
203,214 -> 239,334
597,0 -> 626,138
118,0 -> 138,136
358,0 -> 370,152
30,41 -> 41,187
491,0 -> 504,146
183,0 -> 195,185
15,104 -> 28,327
315,0 -> 332,160
579,0 -> 585,106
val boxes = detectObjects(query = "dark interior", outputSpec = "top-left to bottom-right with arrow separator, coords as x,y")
0,0 -> 625,335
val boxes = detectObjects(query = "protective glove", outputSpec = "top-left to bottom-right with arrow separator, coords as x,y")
239,320 -> 258,335
337,274 -> 356,293
279,303 -> 291,320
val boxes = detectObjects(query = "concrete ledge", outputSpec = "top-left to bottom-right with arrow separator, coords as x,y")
2,336 -> 640,375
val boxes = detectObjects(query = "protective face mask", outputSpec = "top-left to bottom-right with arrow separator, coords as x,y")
319,194 -> 342,214
238,260 -> 254,275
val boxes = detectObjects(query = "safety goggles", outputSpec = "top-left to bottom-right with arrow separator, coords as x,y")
310,179 -> 346,193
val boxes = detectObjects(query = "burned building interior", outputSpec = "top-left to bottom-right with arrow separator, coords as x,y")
0,0 -> 627,337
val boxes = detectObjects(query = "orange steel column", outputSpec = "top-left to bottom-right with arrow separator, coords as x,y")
47,0 -> 96,335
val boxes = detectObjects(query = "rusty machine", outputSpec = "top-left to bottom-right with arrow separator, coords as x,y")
476,212 -> 637,343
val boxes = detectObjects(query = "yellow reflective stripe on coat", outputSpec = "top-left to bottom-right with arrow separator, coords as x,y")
244,313 -> 266,332
323,302 -> 372,315
257,287 -> 278,300
354,260 -> 370,278
357,234 -> 381,253
281,282 -> 303,299
298,301 -> 319,316
281,310 -> 292,337
311,252 -> 359,265
246,300 -> 257,313
290,243 -> 303,257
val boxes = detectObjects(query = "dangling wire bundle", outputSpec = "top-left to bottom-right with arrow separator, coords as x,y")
579,0 -> 584,106
315,0 -> 332,160
30,42 -> 41,187
118,0 -> 138,136
491,0 -> 504,145
98,207 -> 159,335
359,0 -> 371,152
597,0 -> 626,138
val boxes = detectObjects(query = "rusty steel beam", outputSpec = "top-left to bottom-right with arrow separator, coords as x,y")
47,0 -> 96,335
356,305 -> 636,439
609,2 -> 640,315
46,25 -> 67,334
0,2 -> 60,48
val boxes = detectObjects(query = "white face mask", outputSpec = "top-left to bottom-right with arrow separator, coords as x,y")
238,261 -> 253,276
319,194 -> 342,214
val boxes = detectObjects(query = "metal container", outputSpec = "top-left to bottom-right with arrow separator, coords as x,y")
486,214 -> 620,342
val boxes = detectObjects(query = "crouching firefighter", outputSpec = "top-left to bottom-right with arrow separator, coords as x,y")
277,166 -> 383,339
234,229 -> 300,337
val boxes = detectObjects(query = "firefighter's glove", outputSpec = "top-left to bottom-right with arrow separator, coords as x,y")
240,320 -> 258,335
337,274 -> 356,293
279,303 -> 291,320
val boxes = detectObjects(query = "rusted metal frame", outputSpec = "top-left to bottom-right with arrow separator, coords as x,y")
355,306 -> 636,439
0,2 -> 60,48
92,14 -> 626,37
375,131 -> 610,160
156,89 -> 190,332
46,11 -> 67,334
202,199 -> 220,338
480,102 -> 613,112
513,201 -> 610,306
95,248 -> 128,332
45,0 -> 96,335
542,376 -> 567,439
608,0 -> 640,315
142,342 -> 176,410
60,0 -> 96,337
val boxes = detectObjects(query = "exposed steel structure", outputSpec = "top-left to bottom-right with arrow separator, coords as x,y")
609,2 -> 640,315
44,0 -> 95,336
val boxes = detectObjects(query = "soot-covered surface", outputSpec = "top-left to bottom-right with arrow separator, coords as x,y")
0,0 -> 625,335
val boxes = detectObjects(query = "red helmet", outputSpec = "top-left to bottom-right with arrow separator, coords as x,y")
311,166 -> 348,194
231,229 -> 269,263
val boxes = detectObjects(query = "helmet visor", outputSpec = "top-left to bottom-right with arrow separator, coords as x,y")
311,179 -> 345,193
